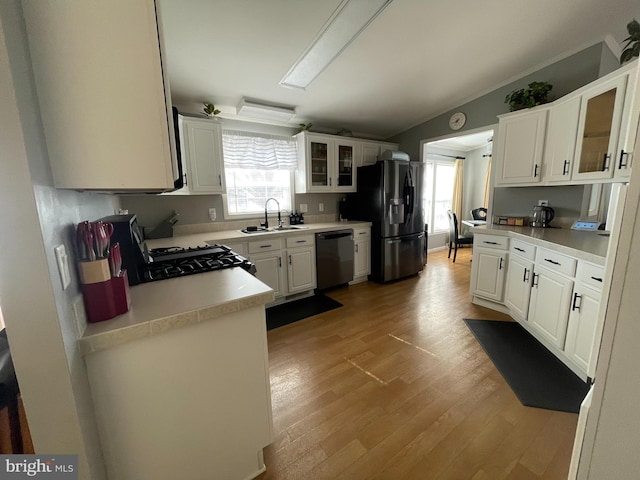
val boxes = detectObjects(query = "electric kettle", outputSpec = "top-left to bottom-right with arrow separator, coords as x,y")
530,205 -> 555,227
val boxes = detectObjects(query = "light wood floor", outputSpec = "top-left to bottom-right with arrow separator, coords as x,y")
258,248 -> 578,480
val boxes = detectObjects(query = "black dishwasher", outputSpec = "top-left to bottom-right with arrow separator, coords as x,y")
315,229 -> 354,290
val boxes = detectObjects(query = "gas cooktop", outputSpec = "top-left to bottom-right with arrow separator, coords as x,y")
142,245 -> 255,282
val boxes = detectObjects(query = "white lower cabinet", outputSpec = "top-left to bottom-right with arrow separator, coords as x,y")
564,263 -> 605,373
285,235 -> 316,294
491,236 -> 605,379
470,234 -> 510,304
249,238 -> 286,298
248,235 -> 316,300
528,264 -> 574,349
352,227 -> 371,282
504,254 -> 534,321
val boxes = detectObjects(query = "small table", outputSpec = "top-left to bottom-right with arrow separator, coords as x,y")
461,219 -> 486,236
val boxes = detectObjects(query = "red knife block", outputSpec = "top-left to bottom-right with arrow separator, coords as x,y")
82,270 -> 131,323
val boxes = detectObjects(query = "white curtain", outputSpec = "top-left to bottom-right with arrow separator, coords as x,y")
452,158 -> 464,228
483,156 -> 492,209
222,130 -> 297,170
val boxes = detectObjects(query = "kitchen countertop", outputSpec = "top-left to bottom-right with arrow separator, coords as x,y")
80,221 -> 372,355
144,221 -> 372,250
472,224 -> 609,265
79,267 -> 274,355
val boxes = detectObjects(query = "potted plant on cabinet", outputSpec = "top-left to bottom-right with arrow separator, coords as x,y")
620,19 -> 640,64
504,81 -> 553,112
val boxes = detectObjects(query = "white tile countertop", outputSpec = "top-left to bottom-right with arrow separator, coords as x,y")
472,224 -> 609,265
79,267 -> 274,355
144,221 -> 372,250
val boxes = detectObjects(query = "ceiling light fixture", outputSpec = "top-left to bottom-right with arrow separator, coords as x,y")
237,99 -> 296,122
280,0 -> 393,90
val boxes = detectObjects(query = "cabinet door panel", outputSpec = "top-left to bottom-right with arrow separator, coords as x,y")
354,238 -> 371,278
309,140 -> 330,189
572,76 -> 627,181
287,248 -> 316,294
251,253 -> 284,298
471,248 -> 507,302
565,285 -> 601,373
528,266 -> 573,348
544,97 -> 580,182
184,120 -> 224,193
496,110 -> 546,184
504,255 -> 533,321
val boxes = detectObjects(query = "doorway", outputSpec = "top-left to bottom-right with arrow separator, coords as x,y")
421,126 -> 495,250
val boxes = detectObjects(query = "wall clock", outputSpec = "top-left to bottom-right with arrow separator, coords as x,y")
449,112 -> 467,130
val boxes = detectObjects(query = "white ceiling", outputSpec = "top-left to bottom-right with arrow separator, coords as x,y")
159,0 -> 640,139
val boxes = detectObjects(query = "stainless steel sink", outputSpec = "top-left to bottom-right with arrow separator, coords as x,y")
238,225 -> 308,234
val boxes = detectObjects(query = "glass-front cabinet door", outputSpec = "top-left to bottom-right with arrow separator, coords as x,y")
572,76 -> 627,181
334,140 -> 358,191
309,140 -> 330,189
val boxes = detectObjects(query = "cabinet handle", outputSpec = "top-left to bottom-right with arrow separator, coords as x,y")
355,244 -> 359,253
183,173 -> 188,186
572,292 -> 582,311
289,255 -> 292,265
602,153 -> 611,171
514,247 -> 525,252
531,273 -> 539,288
483,241 -> 499,245
329,177 -> 332,187
499,258 -> 503,270
260,244 -> 272,248
562,159 -> 570,175
534,164 -> 539,177
619,150 -> 629,169
278,257 -> 282,267
218,174 -> 222,186
523,267 -> 529,283
296,240 -> 306,243
591,276 -> 603,283
544,258 -> 561,266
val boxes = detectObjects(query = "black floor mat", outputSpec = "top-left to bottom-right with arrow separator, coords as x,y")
266,294 -> 343,330
464,319 -> 589,413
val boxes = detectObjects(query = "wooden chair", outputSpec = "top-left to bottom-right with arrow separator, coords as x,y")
447,210 -> 473,263
471,207 -> 488,221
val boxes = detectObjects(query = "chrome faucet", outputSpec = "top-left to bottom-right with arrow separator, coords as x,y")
262,197 -> 282,229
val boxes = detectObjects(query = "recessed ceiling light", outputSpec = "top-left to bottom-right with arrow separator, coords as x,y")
280,0 -> 393,90
237,99 -> 296,122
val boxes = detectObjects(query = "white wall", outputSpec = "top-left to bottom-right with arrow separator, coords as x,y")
0,2 -> 116,478
462,145 -> 490,218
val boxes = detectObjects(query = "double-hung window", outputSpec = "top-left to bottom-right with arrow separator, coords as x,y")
222,130 -> 297,218
423,159 -> 456,233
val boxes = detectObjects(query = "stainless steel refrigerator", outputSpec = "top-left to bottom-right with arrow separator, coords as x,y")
351,155 -> 425,283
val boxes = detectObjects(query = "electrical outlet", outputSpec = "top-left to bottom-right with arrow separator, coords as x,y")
72,297 -> 87,338
299,203 -> 308,213
54,244 -> 71,290
319,203 -> 324,212
538,200 -> 549,206
208,208 -> 216,222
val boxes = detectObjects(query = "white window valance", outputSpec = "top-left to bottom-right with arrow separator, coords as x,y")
222,130 -> 297,170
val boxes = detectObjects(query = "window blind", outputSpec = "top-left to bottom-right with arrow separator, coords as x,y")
222,130 -> 297,170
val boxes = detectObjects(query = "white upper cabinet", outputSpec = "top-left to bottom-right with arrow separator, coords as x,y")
295,133 -> 358,193
295,132 -> 398,193
572,75 -> 628,181
544,96 -> 581,183
494,107 -> 548,185
179,116 -> 225,194
361,142 -> 399,166
22,0 -> 177,192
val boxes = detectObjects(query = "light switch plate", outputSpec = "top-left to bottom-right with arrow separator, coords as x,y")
299,204 -> 308,213
54,244 -> 71,290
